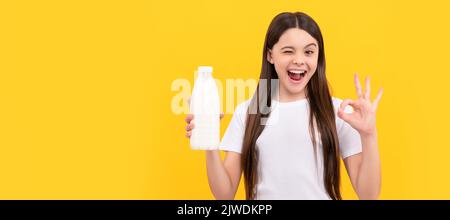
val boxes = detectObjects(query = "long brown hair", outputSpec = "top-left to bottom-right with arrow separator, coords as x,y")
241,12 -> 341,200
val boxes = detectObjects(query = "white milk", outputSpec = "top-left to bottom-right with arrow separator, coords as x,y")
190,66 -> 220,150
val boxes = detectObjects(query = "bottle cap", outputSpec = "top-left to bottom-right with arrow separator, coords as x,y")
198,66 -> 213,73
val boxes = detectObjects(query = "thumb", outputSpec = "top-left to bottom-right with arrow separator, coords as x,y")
337,108 -> 345,119
338,108 -> 352,124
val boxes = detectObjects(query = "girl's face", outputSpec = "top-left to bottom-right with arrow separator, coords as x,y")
267,28 -> 319,101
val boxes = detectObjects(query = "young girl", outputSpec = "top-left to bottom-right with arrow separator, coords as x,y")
185,12 -> 382,200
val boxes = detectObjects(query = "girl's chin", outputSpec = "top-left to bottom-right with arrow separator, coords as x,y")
282,82 -> 306,95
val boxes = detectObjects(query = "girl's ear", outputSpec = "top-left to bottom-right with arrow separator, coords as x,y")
267,49 -> 274,64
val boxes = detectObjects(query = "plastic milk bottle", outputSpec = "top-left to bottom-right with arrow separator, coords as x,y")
190,66 -> 220,150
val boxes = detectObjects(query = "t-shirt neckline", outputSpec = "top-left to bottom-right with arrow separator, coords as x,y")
272,98 -> 308,107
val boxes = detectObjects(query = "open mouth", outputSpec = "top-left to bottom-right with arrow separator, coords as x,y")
287,70 -> 307,82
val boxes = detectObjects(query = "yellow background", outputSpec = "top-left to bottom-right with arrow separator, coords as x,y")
1,0 -> 450,199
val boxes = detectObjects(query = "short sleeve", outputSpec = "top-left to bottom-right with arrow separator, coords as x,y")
337,119 -> 362,159
333,98 -> 362,159
219,100 -> 250,154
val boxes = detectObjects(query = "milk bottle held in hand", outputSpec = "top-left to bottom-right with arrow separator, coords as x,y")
190,66 -> 220,150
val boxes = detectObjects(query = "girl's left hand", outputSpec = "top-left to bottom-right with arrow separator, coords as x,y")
338,74 -> 383,137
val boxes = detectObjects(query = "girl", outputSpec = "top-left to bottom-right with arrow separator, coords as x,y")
185,12 -> 382,200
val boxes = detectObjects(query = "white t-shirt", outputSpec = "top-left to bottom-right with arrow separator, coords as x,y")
219,97 -> 362,200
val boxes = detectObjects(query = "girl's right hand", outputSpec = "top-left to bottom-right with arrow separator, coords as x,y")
184,113 -> 224,138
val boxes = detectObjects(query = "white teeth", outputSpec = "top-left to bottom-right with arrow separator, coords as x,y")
289,70 -> 306,74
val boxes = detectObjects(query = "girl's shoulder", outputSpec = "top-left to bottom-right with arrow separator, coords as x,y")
331,96 -> 343,107
234,99 -> 252,115
228,99 -> 252,124
331,96 -> 353,113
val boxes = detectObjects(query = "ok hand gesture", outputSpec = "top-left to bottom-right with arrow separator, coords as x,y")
338,74 -> 383,137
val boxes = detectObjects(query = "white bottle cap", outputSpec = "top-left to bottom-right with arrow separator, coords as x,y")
198,66 -> 213,73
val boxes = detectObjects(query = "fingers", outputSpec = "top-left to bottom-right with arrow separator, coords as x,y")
365,76 -> 371,99
337,106 -> 351,122
355,74 -> 375,101
185,114 -> 194,123
373,88 -> 383,110
185,114 -> 194,138
185,119 -> 194,138
338,100 -> 350,121
337,107 -> 349,121
339,99 -> 352,111
338,99 -> 358,124
339,99 -> 359,112
185,122 -> 195,131
354,73 -> 363,99
220,112 -> 224,119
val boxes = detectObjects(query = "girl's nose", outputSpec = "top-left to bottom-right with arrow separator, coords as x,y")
293,57 -> 305,65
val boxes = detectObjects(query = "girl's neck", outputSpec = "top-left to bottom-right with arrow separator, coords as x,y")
276,89 -> 307,103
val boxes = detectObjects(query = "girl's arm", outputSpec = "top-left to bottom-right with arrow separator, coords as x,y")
205,151 -> 242,200
185,114 -> 242,200
338,74 -> 383,200
344,133 -> 381,199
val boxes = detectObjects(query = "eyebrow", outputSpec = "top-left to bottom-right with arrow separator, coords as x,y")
280,43 -> 318,50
